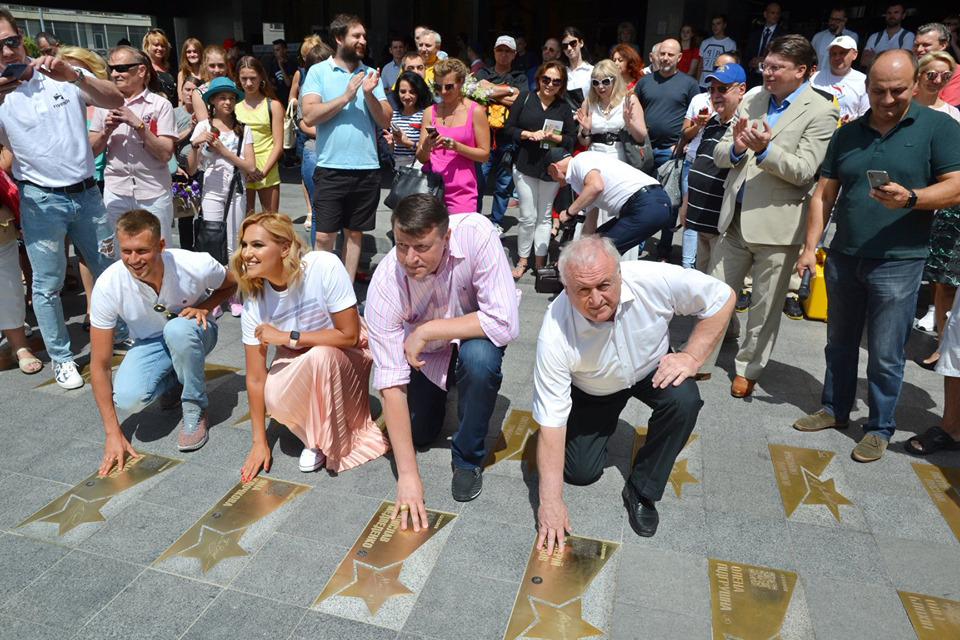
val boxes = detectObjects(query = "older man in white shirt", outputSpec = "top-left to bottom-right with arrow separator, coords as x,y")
533,236 -> 733,549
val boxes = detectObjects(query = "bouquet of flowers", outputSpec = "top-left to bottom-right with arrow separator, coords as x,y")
172,180 -> 201,219
462,74 -> 495,105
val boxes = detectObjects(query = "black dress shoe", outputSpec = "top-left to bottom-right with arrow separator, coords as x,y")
622,482 -> 659,537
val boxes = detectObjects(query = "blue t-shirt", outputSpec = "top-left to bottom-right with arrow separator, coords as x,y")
300,58 -> 387,170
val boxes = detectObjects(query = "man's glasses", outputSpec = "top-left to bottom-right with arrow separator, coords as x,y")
109,63 -> 143,74
562,40 -> 578,49
591,77 -> 614,88
542,45 -> 557,52
0,35 -> 22,51
707,84 -> 737,94
433,82 -> 456,92
925,70 -> 954,82
153,304 -> 177,320
540,76 -> 563,87
759,62 -> 793,73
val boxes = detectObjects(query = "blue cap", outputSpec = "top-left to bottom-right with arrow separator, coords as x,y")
705,63 -> 746,85
202,76 -> 244,105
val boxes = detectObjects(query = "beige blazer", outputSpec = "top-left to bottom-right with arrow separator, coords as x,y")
713,85 -> 839,246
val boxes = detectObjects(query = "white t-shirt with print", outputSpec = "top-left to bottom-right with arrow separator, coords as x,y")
241,251 -> 357,346
811,68 -> 870,120
684,92 -> 714,161
189,120 -> 253,200
90,249 -> 226,341
697,37 -> 737,87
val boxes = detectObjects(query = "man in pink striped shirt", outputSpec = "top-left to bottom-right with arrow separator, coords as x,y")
366,194 -> 519,531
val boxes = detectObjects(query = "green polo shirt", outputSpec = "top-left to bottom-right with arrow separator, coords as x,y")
820,102 -> 960,259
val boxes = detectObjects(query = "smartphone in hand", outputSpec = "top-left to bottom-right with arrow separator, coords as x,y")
0,63 -> 28,80
424,125 -> 438,137
866,170 -> 890,189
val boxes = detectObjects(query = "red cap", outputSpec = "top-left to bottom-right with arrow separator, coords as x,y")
223,38 -> 236,49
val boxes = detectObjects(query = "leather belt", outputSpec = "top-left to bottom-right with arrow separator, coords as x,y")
19,176 -> 97,194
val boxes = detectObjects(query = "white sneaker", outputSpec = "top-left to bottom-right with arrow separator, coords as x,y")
494,224 -> 505,238
299,447 -> 326,472
916,304 -> 936,332
53,360 -> 84,390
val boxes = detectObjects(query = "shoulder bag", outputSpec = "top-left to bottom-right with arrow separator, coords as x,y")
384,166 -> 445,210
282,98 -> 297,150
655,143 -> 684,208
194,124 -> 245,264
619,129 -> 655,175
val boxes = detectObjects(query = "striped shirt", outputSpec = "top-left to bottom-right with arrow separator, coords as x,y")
366,213 -> 520,390
390,109 -> 421,159
685,115 -> 732,235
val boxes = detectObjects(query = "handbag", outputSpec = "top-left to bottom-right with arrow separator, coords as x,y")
283,99 -> 297,150
534,214 -> 582,294
655,144 -> 684,208
194,125 -> 245,265
619,129 -> 655,175
384,165 -> 445,210
0,205 -> 17,245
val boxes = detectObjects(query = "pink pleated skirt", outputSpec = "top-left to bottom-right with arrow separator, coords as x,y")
263,338 -> 389,472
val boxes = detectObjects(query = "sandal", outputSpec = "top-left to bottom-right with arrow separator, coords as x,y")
15,348 -> 42,375
905,426 -> 960,456
512,260 -> 529,280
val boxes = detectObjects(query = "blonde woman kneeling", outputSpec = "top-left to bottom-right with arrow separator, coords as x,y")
233,213 -> 390,481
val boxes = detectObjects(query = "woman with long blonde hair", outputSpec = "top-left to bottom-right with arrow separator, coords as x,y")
231,213 -> 390,480
575,59 -> 647,160
177,38 -> 203,102
142,28 -> 177,105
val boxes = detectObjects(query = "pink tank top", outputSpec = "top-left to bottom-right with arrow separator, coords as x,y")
426,101 -> 478,214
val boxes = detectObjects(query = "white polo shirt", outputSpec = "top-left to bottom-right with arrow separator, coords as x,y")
91,249 -> 226,341
533,261 -> 731,428
864,28 -> 914,53
0,63 -> 95,187
566,151 -> 659,218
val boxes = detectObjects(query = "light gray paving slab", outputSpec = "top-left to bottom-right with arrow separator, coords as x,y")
875,535 -> 960,599
857,488 -> 959,544
277,489 -> 383,548
0,615 -> 63,640
0,473 -> 71,532
0,534 -> 69,607
431,514 -> 531,584
72,570 -> 220,640
787,522 -> 889,583
614,546 -> 710,621
288,610 -> 388,640
704,509 -> 797,571
78,500 -> 199,565
802,575 -> 917,640
180,589 -> 304,640
608,602 -> 712,640
0,550 -> 141,632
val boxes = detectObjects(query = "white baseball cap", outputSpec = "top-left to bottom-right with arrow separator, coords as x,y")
827,35 -> 858,51
495,35 -> 517,50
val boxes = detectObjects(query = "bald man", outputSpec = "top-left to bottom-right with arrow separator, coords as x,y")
794,50 -> 960,462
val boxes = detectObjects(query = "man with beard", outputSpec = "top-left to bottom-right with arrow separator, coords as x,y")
301,14 -> 391,283
862,3 -> 914,67
810,7 -> 859,77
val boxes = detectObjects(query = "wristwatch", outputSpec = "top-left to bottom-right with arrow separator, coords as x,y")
70,66 -> 84,86
288,330 -> 300,348
134,121 -> 145,132
904,188 -> 918,209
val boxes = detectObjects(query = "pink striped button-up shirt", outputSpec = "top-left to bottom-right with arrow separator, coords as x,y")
366,213 -> 520,391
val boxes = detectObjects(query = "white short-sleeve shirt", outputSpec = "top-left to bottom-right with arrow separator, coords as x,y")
532,261 -> 731,428
90,249 -> 226,341
684,92 -> 714,161
811,68 -> 870,120
0,64 -> 95,186
241,251 -> 357,346
190,120 -> 253,199
566,151 -> 659,215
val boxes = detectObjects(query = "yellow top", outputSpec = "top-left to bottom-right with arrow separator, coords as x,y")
235,97 -> 280,189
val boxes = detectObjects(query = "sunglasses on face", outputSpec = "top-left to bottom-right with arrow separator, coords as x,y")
109,63 -> 143,74
0,35 -> 22,51
153,304 -> 177,320
707,84 -> 737,94
925,70 -> 953,82
562,40 -> 578,49
433,82 -> 457,92
591,77 -> 614,88
540,76 -> 563,87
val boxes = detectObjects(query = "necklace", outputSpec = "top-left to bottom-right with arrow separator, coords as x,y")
598,99 -> 614,117
439,100 -> 460,126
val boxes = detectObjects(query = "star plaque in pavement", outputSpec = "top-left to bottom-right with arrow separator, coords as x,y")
175,525 -> 249,573
668,458 -> 699,498
802,469 -> 853,522
339,562 -> 413,614
39,494 -> 110,535
526,598 -> 603,640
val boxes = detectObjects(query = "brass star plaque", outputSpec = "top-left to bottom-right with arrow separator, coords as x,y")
899,591 -> 960,639
912,462 -> 960,543
314,500 -> 456,615
484,409 -> 540,473
504,535 -> 618,640
633,427 -> 699,498
709,558 -> 798,640
155,477 -> 309,574
769,444 -> 853,521
17,452 -> 180,536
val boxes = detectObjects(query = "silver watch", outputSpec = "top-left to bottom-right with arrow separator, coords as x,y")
70,66 -> 84,86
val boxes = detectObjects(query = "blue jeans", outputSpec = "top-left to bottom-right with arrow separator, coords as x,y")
476,143 -> 515,224
301,146 -> 318,246
597,187 -> 672,254
113,317 -> 218,412
652,148 -> 681,260
18,183 -> 123,363
821,250 -> 925,439
407,339 -> 505,469
679,158 -> 696,268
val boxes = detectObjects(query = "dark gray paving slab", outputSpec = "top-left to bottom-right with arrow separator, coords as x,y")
701,466 -> 784,520
624,501 -> 708,557
230,533 -> 343,608
0,615 -> 63,640
704,509 -> 797,571
72,570 -> 220,639
875,535 -> 960,599
78,500 -> 199,566
608,601 -> 711,640
0,534 -> 68,606
289,610 -> 389,639
460,472 -> 538,531
787,522 -> 889,583
431,514 -> 531,584
614,546 -> 710,621
180,589 -> 304,640
0,550 -> 141,632
0,473 -> 71,532
803,576 -> 916,640
138,463 -> 241,519
277,489 -> 383,548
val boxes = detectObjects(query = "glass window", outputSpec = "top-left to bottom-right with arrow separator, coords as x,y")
48,21 -> 76,45
106,25 -> 127,48
129,27 -> 149,49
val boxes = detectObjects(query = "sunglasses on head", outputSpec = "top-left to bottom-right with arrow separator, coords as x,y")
0,35 -> 22,51
540,76 -> 563,87
562,40 -> 578,49
591,77 -> 614,88
153,304 -> 177,320
109,63 -> 143,74
433,82 -> 456,92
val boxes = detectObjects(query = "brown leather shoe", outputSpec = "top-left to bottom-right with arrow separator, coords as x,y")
730,375 -> 756,398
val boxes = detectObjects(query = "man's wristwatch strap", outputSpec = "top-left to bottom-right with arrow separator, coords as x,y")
904,188 -> 918,209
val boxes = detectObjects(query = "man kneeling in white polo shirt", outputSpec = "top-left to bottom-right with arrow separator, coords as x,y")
90,210 -> 238,475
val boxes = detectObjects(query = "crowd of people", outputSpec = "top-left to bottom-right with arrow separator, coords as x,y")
1,3 -> 959,551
